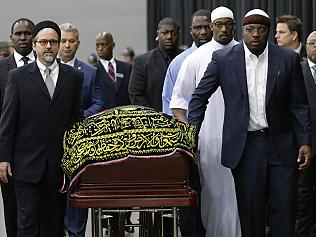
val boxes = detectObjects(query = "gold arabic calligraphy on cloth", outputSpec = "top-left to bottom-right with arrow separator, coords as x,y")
61,105 -> 197,182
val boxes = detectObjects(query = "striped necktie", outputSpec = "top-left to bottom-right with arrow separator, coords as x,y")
108,62 -> 116,83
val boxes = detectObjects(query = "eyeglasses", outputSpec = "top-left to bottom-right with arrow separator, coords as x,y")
243,26 -> 269,34
213,21 -> 234,29
35,39 -> 59,46
306,41 -> 316,46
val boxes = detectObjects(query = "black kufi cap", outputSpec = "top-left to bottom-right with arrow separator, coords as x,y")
32,20 -> 61,39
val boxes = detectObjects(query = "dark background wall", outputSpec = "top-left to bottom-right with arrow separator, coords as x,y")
147,0 -> 316,50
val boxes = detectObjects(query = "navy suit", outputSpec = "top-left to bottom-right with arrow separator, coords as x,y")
96,59 -> 131,109
189,42 -> 311,237
74,59 -> 104,117
0,61 -> 83,237
66,59 -> 104,237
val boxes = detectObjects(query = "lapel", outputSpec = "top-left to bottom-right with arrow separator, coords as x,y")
6,54 -> 17,71
28,62 -> 51,99
152,48 -> 168,74
302,61 -> 316,91
115,59 -> 123,91
52,62 -> 68,101
233,43 -> 248,101
265,43 -> 279,106
97,60 -> 116,91
28,61 -> 68,102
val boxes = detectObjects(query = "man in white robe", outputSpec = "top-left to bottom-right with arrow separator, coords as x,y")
170,6 -> 241,237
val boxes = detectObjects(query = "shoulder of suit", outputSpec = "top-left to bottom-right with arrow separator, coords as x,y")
76,59 -> 97,73
134,48 -> 157,60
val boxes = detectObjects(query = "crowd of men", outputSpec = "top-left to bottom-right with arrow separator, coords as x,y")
0,5 -> 315,237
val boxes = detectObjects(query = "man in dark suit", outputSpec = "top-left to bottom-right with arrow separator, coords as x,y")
0,20 -> 83,237
128,17 -> 183,112
0,18 -> 35,237
58,22 -> 104,237
275,15 -> 307,61
95,32 -> 131,109
188,9 -> 311,237
296,31 -> 316,237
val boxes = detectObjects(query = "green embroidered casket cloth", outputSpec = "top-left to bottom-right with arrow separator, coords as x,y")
60,105 -> 197,192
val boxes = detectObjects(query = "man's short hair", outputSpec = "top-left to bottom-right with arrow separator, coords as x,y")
11,18 -> 35,34
191,9 -> 211,23
59,23 -> 79,40
157,17 -> 180,31
276,15 -> 303,42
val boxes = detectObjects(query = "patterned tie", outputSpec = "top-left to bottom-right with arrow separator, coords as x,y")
21,56 -> 29,65
44,68 -> 55,98
108,62 -> 116,83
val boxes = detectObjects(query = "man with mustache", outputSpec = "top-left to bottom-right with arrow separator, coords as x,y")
0,20 -> 83,237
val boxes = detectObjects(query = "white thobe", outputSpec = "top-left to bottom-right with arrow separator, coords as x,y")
170,38 -> 241,237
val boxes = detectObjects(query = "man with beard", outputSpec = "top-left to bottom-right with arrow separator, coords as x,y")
128,17 -> 183,112
188,9 -> 311,237
170,6 -> 240,237
0,17 -> 35,237
0,20 -> 83,237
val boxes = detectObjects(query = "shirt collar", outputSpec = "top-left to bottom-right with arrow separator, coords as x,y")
294,43 -> 302,54
36,59 -> 58,75
14,50 -> 35,63
307,59 -> 316,69
211,38 -> 238,49
60,57 -> 76,67
243,41 -> 268,59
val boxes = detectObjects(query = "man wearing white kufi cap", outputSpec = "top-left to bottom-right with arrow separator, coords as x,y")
188,8 -> 311,237
170,6 -> 241,237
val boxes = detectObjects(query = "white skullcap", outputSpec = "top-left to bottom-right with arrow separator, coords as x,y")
211,6 -> 234,22
243,9 -> 271,26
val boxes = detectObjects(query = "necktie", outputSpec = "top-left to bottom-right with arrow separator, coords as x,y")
312,65 -> 316,83
21,56 -> 29,65
108,62 -> 116,83
44,68 -> 55,98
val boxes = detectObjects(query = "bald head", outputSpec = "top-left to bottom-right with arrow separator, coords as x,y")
95,32 -> 115,60
306,31 -> 316,63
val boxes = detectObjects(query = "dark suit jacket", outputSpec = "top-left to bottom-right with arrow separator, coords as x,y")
0,61 -> 83,184
128,47 -> 183,111
302,60 -> 316,157
0,54 -> 17,114
96,59 -> 131,109
74,59 -> 104,117
189,42 -> 311,169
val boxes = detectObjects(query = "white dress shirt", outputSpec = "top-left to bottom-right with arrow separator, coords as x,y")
100,57 -> 116,76
37,59 -> 59,87
14,51 -> 35,67
243,42 -> 269,131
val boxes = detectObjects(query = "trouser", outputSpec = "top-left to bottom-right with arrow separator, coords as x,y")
232,131 -> 298,237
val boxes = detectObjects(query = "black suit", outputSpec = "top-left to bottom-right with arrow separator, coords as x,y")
0,61 -> 83,237
0,54 -> 18,237
128,47 -> 183,111
96,59 -> 131,109
295,61 -> 316,236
